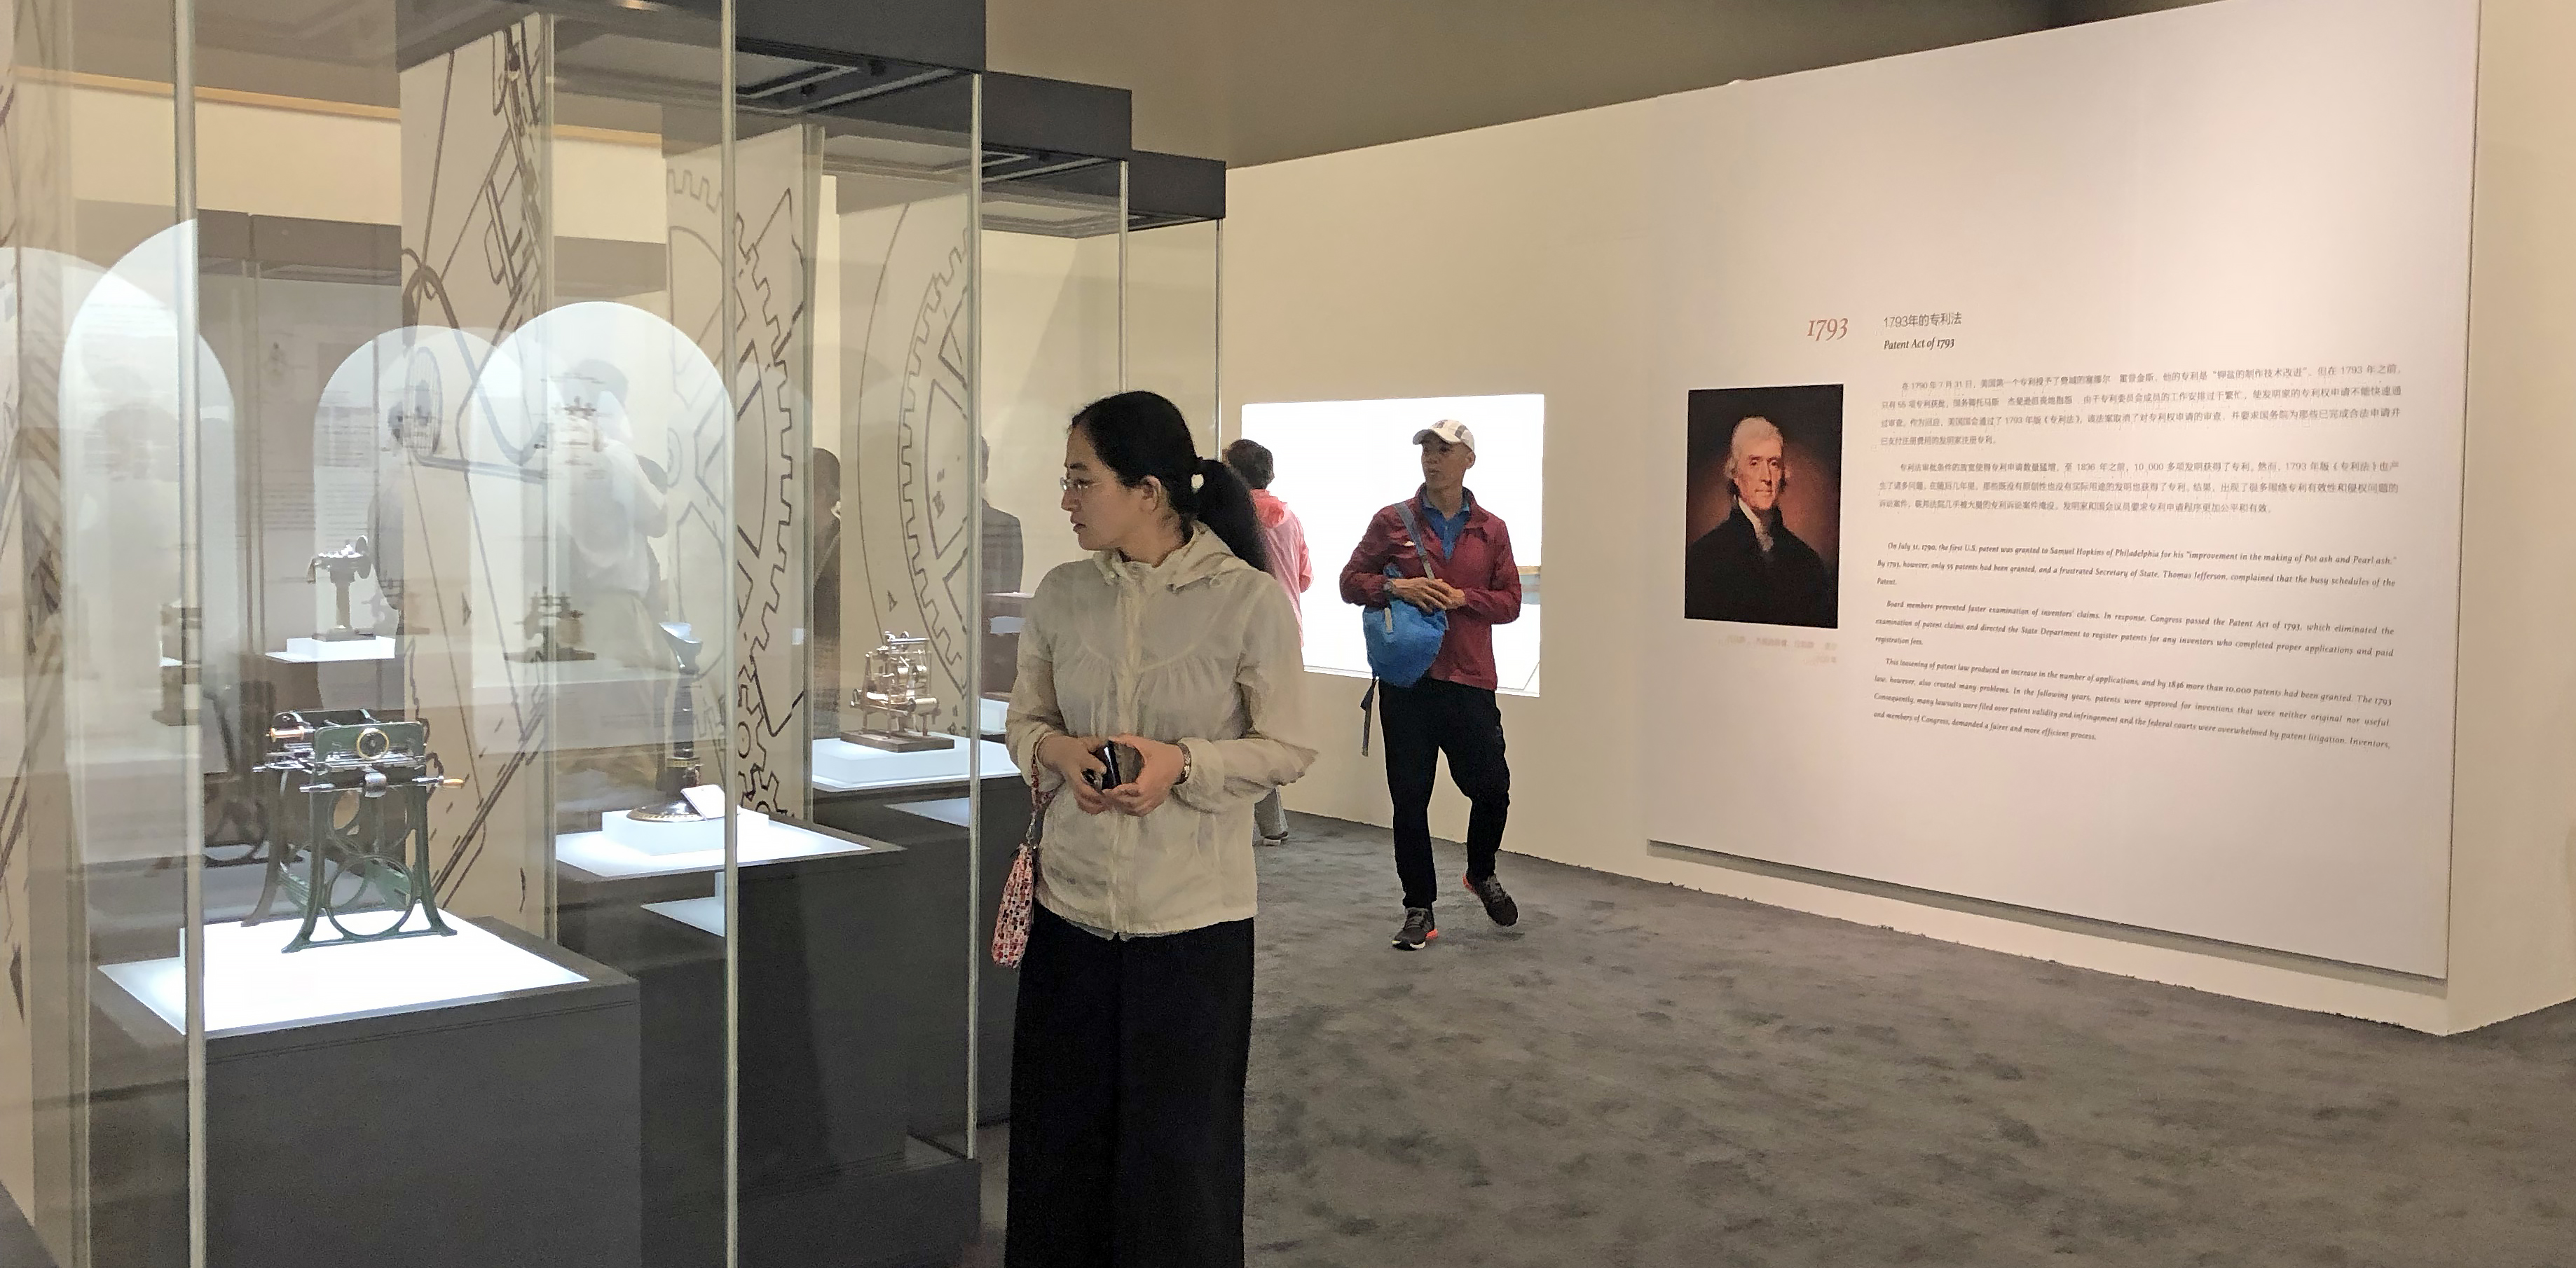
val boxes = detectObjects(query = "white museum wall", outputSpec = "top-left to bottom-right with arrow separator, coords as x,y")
2441,0 -> 2576,1031
1645,0 -> 2472,977
1224,99 -> 1663,950
1226,0 -> 2576,1033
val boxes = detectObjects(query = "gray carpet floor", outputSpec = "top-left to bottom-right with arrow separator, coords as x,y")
968,812 -> 2576,1267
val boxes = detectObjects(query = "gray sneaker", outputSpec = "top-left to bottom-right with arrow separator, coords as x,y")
1391,907 -> 1438,951
1465,874 -> 1519,927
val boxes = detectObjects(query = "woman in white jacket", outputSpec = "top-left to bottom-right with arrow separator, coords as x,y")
1005,391 -> 1315,1268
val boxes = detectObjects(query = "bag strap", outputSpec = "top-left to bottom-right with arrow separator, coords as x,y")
1359,680 -> 1378,756
1392,501 -> 1439,580
1025,787 -> 1055,848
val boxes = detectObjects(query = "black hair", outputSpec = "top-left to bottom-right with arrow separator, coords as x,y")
1071,391 -> 1270,573
1223,438 -> 1275,490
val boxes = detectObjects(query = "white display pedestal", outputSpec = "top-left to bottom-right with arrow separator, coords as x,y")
809,737 -> 1017,794
556,801 -> 877,881
89,916 -> 639,1268
98,917 -> 582,1036
643,895 -> 727,937
600,785 -> 746,855
273,635 -> 399,662
888,797 -> 974,829
265,637 -> 404,712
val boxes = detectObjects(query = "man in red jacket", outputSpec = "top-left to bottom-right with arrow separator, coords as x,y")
1340,420 -> 1523,950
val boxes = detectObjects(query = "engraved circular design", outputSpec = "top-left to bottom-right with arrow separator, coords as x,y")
893,235 -> 978,714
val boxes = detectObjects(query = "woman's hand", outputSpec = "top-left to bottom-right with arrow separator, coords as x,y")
1038,733 -> 1112,814
1104,735 -> 1188,817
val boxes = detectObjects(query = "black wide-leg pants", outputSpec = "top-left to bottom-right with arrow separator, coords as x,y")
1005,904 -> 1255,1268
1380,676 -> 1512,911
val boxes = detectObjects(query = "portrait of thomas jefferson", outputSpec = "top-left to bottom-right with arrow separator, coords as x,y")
1683,414 -> 1835,628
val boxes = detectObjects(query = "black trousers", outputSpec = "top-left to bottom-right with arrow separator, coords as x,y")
1006,904 -> 1254,1268
1379,676 -> 1512,910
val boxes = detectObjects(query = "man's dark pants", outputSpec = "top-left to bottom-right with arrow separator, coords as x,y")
1380,675 -> 1511,910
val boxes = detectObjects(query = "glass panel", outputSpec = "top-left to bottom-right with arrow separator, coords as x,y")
980,162 -> 1122,594
1125,218 -> 1220,457
34,4 -> 741,1268
752,57 -> 996,1268
528,12 -> 737,1268
968,152 -> 1124,1178
5,0 -> 193,1262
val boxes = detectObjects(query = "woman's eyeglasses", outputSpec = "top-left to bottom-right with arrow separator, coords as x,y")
1058,474 -> 1102,496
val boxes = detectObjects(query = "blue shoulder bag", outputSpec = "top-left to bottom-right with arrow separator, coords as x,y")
1359,503 -> 1447,752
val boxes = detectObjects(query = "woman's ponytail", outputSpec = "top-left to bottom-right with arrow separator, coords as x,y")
1069,392 -> 1272,573
1189,457 -> 1271,574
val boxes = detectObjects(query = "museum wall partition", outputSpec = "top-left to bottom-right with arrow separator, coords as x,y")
1233,0 -> 2576,1035
0,0 -> 1225,1263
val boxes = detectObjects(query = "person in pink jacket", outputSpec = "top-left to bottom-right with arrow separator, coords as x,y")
1224,439 -> 1311,846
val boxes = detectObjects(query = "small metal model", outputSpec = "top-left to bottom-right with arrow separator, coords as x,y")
841,631 -> 954,752
308,535 -> 376,642
507,591 -> 595,662
629,622 -> 715,823
247,709 -> 463,952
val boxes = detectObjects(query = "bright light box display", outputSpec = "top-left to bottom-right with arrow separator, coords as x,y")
1240,394 -> 1544,694
100,918 -> 585,1035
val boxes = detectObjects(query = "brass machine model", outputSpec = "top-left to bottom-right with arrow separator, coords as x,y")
841,631 -> 954,752
629,622 -> 715,823
507,591 -> 596,662
307,535 -> 376,642
247,709 -> 464,952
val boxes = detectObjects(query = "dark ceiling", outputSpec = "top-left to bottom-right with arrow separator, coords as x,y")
989,0 -> 2213,167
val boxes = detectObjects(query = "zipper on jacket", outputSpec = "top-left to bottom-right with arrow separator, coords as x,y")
1110,568 -> 1146,932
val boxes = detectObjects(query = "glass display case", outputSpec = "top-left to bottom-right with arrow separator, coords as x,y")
734,50 -> 995,1263
109,0 -> 731,1262
2,1 -> 769,1265
0,1 -> 1218,1259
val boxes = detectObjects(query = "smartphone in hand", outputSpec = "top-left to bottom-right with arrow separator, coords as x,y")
1083,741 -> 1144,791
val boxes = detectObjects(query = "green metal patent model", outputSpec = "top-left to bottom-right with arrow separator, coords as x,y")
247,709 -> 463,952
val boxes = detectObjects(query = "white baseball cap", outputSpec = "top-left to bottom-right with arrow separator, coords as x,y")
1411,419 -> 1476,450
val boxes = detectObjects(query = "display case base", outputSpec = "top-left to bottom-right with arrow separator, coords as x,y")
741,1139 -> 979,1268
0,1181 -> 51,1268
561,817 -> 980,1268
812,779 -> 1034,1130
90,918 -> 640,1268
